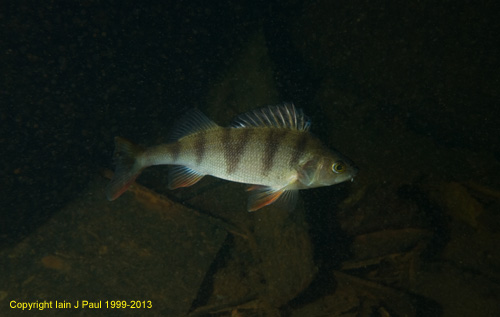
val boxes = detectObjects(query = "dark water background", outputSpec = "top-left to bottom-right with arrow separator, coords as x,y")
1,1 -> 499,316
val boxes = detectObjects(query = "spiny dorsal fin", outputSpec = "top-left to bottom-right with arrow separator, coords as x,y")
231,103 -> 311,131
168,109 -> 220,142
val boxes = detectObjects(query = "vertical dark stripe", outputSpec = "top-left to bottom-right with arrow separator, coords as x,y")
262,129 -> 287,176
194,132 -> 206,165
289,132 -> 309,168
221,128 -> 232,173
225,128 -> 251,174
169,141 -> 181,162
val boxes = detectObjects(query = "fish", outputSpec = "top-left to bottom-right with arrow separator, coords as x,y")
105,103 -> 358,211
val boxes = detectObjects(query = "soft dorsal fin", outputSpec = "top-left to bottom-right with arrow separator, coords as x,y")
231,103 -> 311,131
168,109 -> 220,142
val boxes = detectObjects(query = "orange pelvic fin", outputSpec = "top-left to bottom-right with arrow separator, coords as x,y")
246,185 -> 298,212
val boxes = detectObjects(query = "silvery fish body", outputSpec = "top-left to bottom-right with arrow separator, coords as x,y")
106,103 -> 358,211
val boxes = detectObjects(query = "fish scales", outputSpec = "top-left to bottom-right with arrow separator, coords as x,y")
145,127 -> 310,187
106,103 -> 358,211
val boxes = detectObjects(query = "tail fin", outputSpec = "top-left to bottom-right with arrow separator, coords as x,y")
105,137 -> 145,201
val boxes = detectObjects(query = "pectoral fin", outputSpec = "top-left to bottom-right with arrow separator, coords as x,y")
246,185 -> 298,212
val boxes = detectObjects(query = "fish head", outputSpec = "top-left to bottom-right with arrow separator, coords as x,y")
297,150 -> 358,188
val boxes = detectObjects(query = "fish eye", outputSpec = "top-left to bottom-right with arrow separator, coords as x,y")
332,162 -> 346,173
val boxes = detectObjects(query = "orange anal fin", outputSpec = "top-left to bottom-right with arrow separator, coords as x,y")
168,166 -> 205,189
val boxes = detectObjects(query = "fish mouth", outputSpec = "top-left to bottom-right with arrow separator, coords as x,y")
353,165 -> 359,175
349,165 -> 359,182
